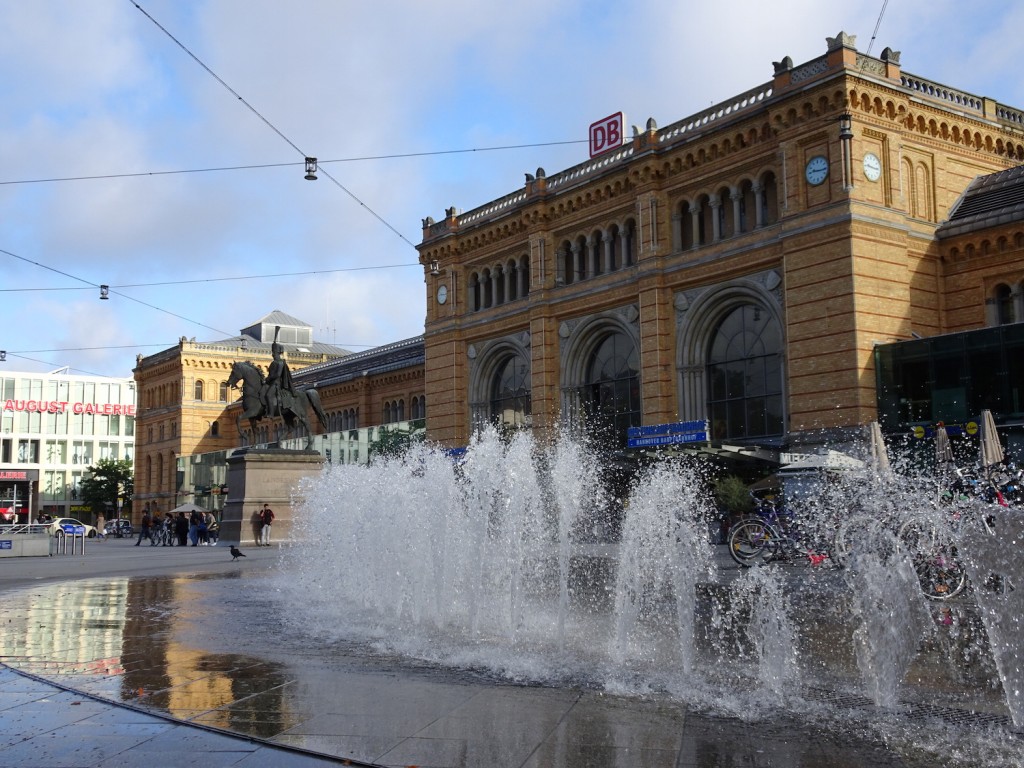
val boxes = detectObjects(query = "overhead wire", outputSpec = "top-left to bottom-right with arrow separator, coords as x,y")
128,0 -> 418,249
865,0 -> 890,56
0,262 -> 417,293
1,245 -> 233,339
0,139 -> 586,186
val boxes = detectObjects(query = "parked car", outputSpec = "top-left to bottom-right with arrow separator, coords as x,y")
104,519 -> 134,537
48,517 -> 97,538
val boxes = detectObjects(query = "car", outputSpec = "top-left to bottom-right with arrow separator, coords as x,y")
48,517 -> 97,538
104,519 -> 134,537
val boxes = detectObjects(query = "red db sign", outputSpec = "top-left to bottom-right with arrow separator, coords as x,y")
589,112 -> 624,158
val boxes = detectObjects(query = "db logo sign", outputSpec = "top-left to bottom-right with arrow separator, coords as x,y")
589,112 -> 625,158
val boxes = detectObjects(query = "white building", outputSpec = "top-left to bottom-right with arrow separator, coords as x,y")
0,369 -> 136,523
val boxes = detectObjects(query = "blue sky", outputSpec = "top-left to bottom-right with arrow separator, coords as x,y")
2,0 -> 1023,378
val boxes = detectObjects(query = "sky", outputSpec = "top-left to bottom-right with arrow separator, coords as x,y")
2,0 -> 1023,380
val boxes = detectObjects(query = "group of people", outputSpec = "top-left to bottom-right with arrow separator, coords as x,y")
136,507 -> 220,547
131,502 -> 276,549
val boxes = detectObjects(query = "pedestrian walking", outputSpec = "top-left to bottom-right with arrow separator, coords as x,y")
135,509 -> 153,546
205,511 -> 218,545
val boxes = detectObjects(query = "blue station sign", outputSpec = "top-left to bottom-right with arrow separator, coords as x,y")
627,420 -> 709,448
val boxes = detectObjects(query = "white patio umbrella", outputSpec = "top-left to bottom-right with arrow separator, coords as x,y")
979,409 -> 1005,469
867,421 -> 893,479
169,503 -> 209,515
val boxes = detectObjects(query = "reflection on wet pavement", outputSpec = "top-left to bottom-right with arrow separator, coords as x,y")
0,571 -> 1014,767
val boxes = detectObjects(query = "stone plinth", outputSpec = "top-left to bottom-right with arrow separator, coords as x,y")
219,448 -> 324,547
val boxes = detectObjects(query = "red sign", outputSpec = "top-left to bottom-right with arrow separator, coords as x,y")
0,471 -> 30,480
589,112 -> 625,158
2,400 -> 136,416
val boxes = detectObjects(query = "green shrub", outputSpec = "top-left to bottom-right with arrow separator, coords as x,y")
713,475 -> 754,515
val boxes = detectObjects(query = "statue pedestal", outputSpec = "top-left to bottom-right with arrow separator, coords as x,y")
219,448 -> 324,547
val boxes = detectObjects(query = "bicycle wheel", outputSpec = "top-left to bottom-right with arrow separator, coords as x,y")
728,518 -> 775,566
896,517 -> 968,600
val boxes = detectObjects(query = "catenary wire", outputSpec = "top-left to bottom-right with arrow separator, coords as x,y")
1,245 -> 233,338
128,0 -> 417,249
0,262 -> 419,293
0,140 -> 586,186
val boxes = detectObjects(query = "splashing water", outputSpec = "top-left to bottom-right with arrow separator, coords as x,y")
279,426 -> 1024,765
846,547 -> 929,709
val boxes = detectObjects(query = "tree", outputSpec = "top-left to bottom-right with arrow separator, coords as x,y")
367,422 -> 425,462
79,458 -> 134,520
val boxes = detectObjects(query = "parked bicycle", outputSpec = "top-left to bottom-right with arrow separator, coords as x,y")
894,464 -> 1010,600
728,494 -> 829,567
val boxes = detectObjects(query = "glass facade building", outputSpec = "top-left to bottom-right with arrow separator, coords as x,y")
875,325 -> 1024,457
0,371 -> 136,522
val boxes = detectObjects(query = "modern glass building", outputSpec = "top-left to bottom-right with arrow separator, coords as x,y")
0,369 -> 136,523
875,324 -> 1024,459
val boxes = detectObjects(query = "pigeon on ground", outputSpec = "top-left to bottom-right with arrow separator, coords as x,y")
230,546 -> 246,561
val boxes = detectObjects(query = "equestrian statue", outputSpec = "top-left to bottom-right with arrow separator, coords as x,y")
226,326 -> 328,450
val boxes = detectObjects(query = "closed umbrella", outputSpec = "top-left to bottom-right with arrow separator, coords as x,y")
979,409 -> 1005,469
868,421 -> 893,479
935,424 -> 954,478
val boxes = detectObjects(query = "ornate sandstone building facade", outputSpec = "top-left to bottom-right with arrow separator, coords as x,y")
417,33 -> 1024,453
132,311 -> 347,514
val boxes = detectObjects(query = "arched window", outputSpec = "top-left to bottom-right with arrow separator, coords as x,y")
706,304 -> 783,440
211,421 -> 219,437
384,401 -> 393,423
219,381 -> 229,401
578,331 -> 640,448
996,284 -> 1015,325
518,255 -> 530,298
490,352 -> 531,428
469,272 -> 481,312
559,240 -> 574,285
194,380 -> 204,401
760,171 -> 779,226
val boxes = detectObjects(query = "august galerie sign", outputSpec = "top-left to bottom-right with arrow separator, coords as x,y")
2,400 -> 136,416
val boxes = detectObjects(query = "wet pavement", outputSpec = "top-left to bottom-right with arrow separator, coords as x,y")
0,538 -> 1018,767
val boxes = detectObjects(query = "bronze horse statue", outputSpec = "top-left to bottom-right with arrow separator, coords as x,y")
227,360 -> 328,450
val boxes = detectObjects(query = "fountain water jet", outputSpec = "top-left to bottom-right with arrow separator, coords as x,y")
845,548 -> 929,709
281,425 -> 1024,763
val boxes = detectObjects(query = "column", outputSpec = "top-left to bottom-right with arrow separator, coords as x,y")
603,232 -> 615,272
671,210 -> 683,252
731,190 -> 743,235
689,203 -> 701,248
753,182 -> 765,229
710,195 -> 722,242
571,243 -> 583,282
